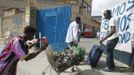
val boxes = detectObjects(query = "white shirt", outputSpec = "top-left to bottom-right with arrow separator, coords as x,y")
66,21 -> 79,43
107,17 -> 119,41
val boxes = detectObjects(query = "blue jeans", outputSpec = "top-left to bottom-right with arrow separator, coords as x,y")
105,37 -> 119,69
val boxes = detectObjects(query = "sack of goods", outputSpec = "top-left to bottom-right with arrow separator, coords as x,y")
46,45 -> 85,72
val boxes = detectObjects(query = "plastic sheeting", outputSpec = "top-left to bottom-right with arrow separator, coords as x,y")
36,6 -> 71,51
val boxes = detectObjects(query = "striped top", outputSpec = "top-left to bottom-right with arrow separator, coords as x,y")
0,36 -> 28,75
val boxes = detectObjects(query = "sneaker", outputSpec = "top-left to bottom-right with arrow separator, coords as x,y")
102,67 -> 114,72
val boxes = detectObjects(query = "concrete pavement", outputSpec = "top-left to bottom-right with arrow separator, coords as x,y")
17,38 -> 134,75
0,38 -> 134,75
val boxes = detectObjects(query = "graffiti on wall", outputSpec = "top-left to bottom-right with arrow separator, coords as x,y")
100,0 -> 134,52
112,0 -> 134,43
117,13 -> 132,43
101,0 -> 134,43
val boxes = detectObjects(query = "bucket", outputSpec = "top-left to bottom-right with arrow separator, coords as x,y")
42,37 -> 47,45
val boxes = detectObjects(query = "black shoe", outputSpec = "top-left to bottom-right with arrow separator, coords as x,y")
102,67 -> 114,72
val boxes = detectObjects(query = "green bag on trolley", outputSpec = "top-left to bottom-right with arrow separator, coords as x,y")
71,46 -> 85,61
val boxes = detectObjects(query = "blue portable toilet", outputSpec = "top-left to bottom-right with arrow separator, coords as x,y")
36,6 -> 71,51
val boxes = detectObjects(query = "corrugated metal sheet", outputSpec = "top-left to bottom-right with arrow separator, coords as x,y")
36,6 -> 71,51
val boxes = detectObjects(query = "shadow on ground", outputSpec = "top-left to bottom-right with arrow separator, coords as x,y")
78,69 -> 103,75
113,67 -> 134,72
67,69 -> 103,75
94,61 -> 134,73
94,61 -> 134,72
